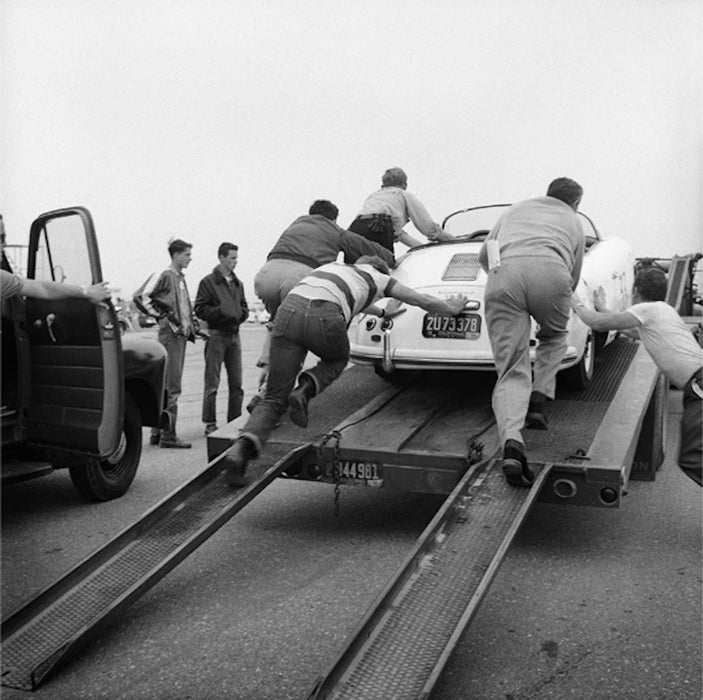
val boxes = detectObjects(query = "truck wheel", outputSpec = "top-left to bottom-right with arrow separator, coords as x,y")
69,394 -> 142,501
558,331 -> 595,391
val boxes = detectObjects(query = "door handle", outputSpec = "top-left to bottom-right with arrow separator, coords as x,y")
46,313 -> 57,343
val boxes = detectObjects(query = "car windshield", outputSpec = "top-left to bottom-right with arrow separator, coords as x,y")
442,204 -> 600,246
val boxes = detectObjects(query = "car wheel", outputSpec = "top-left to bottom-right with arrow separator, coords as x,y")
69,394 -> 142,501
559,331 -> 596,391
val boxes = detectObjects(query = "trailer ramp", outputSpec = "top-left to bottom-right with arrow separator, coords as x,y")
3,365 -> 390,691
309,458 -> 552,700
0,444 -> 303,690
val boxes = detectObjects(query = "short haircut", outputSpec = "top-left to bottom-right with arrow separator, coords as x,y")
218,242 -> 238,258
356,255 -> 390,275
381,167 -> 408,188
168,238 -> 192,257
309,199 -> 339,220
546,177 -> 583,207
634,266 -> 668,302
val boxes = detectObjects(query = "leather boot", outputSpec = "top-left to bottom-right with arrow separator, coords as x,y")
525,391 -> 548,430
223,436 -> 257,488
502,439 -> 534,487
288,375 -> 316,428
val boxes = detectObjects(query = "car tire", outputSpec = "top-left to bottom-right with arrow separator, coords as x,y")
69,394 -> 142,501
558,331 -> 596,391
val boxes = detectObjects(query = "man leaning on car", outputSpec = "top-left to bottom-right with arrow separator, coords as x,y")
478,178 -> 585,488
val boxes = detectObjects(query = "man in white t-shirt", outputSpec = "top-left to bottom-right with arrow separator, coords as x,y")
571,266 -> 702,486
221,255 -> 467,487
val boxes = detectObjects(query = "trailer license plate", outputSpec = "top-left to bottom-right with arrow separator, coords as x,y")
422,313 -> 481,339
336,461 -> 381,481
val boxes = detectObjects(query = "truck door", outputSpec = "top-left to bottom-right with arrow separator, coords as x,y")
19,207 -> 123,457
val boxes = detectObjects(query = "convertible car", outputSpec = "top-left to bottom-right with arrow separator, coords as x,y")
349,204 -> 635,390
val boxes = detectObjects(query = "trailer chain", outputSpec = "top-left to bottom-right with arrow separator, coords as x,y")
320,429 -> 343,517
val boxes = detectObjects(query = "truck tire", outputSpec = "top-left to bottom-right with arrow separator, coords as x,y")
558,331 -> 595,391
69,394 -> 142,501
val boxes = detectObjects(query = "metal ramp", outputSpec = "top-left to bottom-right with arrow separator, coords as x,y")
3,364 -> 389,691
0,444 -> 302,690
309,458 -> 552,700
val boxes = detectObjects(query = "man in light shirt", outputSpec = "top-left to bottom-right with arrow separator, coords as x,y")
349,167 -> 455,251
572,266 -> 702,486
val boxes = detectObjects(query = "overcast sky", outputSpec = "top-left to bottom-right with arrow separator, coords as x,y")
1,0 -> 701,299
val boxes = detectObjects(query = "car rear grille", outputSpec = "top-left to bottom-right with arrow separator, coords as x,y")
441,253 -> 482,281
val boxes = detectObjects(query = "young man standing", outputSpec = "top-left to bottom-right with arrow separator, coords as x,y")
149,238 -> 197,448
194,242 -> 249,435
571,266 -> 702,487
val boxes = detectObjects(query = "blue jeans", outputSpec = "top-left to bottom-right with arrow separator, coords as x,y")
202,329 -> 243,425
241,294 -> 348,452
158,325 -> 188,438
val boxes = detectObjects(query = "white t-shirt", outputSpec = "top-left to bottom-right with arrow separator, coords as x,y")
627,301 -> 703,389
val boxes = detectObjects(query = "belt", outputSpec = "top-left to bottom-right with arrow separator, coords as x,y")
355,213 -> 392,221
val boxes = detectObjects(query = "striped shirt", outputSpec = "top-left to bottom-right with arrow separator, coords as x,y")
291,262 -> 397,323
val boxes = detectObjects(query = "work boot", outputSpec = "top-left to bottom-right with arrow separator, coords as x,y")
502,439 -> 534,487
525,391 -> 548,430
288,375 -> 316,428
223,436 -> 257,488
160,435 -> 192,449
204,423 -> 218,436
246,394 -> 262,414
149,429 -> 161,446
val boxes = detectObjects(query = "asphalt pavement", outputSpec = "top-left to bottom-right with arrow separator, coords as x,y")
1,324 -> 701,699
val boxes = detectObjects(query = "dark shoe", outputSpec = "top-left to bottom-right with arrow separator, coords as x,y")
288,375 -> 316,428
525,391 -> 549,430
160,437 -> 192,449
149,430 -> 161,446
502,439 -> 534,487
246,394 -> 262,414
204,423 -> 218,436
224,437 -> 257,487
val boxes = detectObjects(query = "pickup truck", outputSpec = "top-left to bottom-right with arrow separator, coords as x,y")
1,206 -> 167,500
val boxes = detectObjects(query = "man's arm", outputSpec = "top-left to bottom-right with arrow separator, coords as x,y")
339,230 -> 395,267
389,281 -> 467,316
19,278 -> 110,305
404,192 -> 454,242
193,278 -> 221,324
570,292 -> 640,333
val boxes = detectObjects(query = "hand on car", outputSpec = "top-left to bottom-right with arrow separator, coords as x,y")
445,294 -> 468,315
85,281 -> 111,305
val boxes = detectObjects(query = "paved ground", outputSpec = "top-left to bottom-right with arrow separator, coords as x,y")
2,324 -> 701,699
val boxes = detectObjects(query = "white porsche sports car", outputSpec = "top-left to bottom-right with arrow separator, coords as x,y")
349,204 -> 635,390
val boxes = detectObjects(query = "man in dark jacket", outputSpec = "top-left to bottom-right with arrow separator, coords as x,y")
250,199 -> 395,410
194,242 -> 249,435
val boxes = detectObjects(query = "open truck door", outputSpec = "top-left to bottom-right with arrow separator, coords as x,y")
17,207 -> 123,457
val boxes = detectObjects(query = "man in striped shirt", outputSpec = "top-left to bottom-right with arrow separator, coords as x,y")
223,255 -> 467,487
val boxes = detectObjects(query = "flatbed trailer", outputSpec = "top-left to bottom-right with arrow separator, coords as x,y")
1,256 -> 696,693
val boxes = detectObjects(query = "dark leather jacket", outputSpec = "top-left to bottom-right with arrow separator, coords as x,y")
149,266 -> 198,341
194,266 -> 249,332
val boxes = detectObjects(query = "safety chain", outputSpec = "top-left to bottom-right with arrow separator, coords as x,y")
319,429 -> 343,517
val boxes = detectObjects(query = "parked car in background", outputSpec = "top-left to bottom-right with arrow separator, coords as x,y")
2,207 -> 167,500
350,203 -> 635,390
247,301 -> 270,324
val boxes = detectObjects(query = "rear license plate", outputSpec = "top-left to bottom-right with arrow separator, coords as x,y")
333,461 -> 382,482
422,313 -> 481,339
